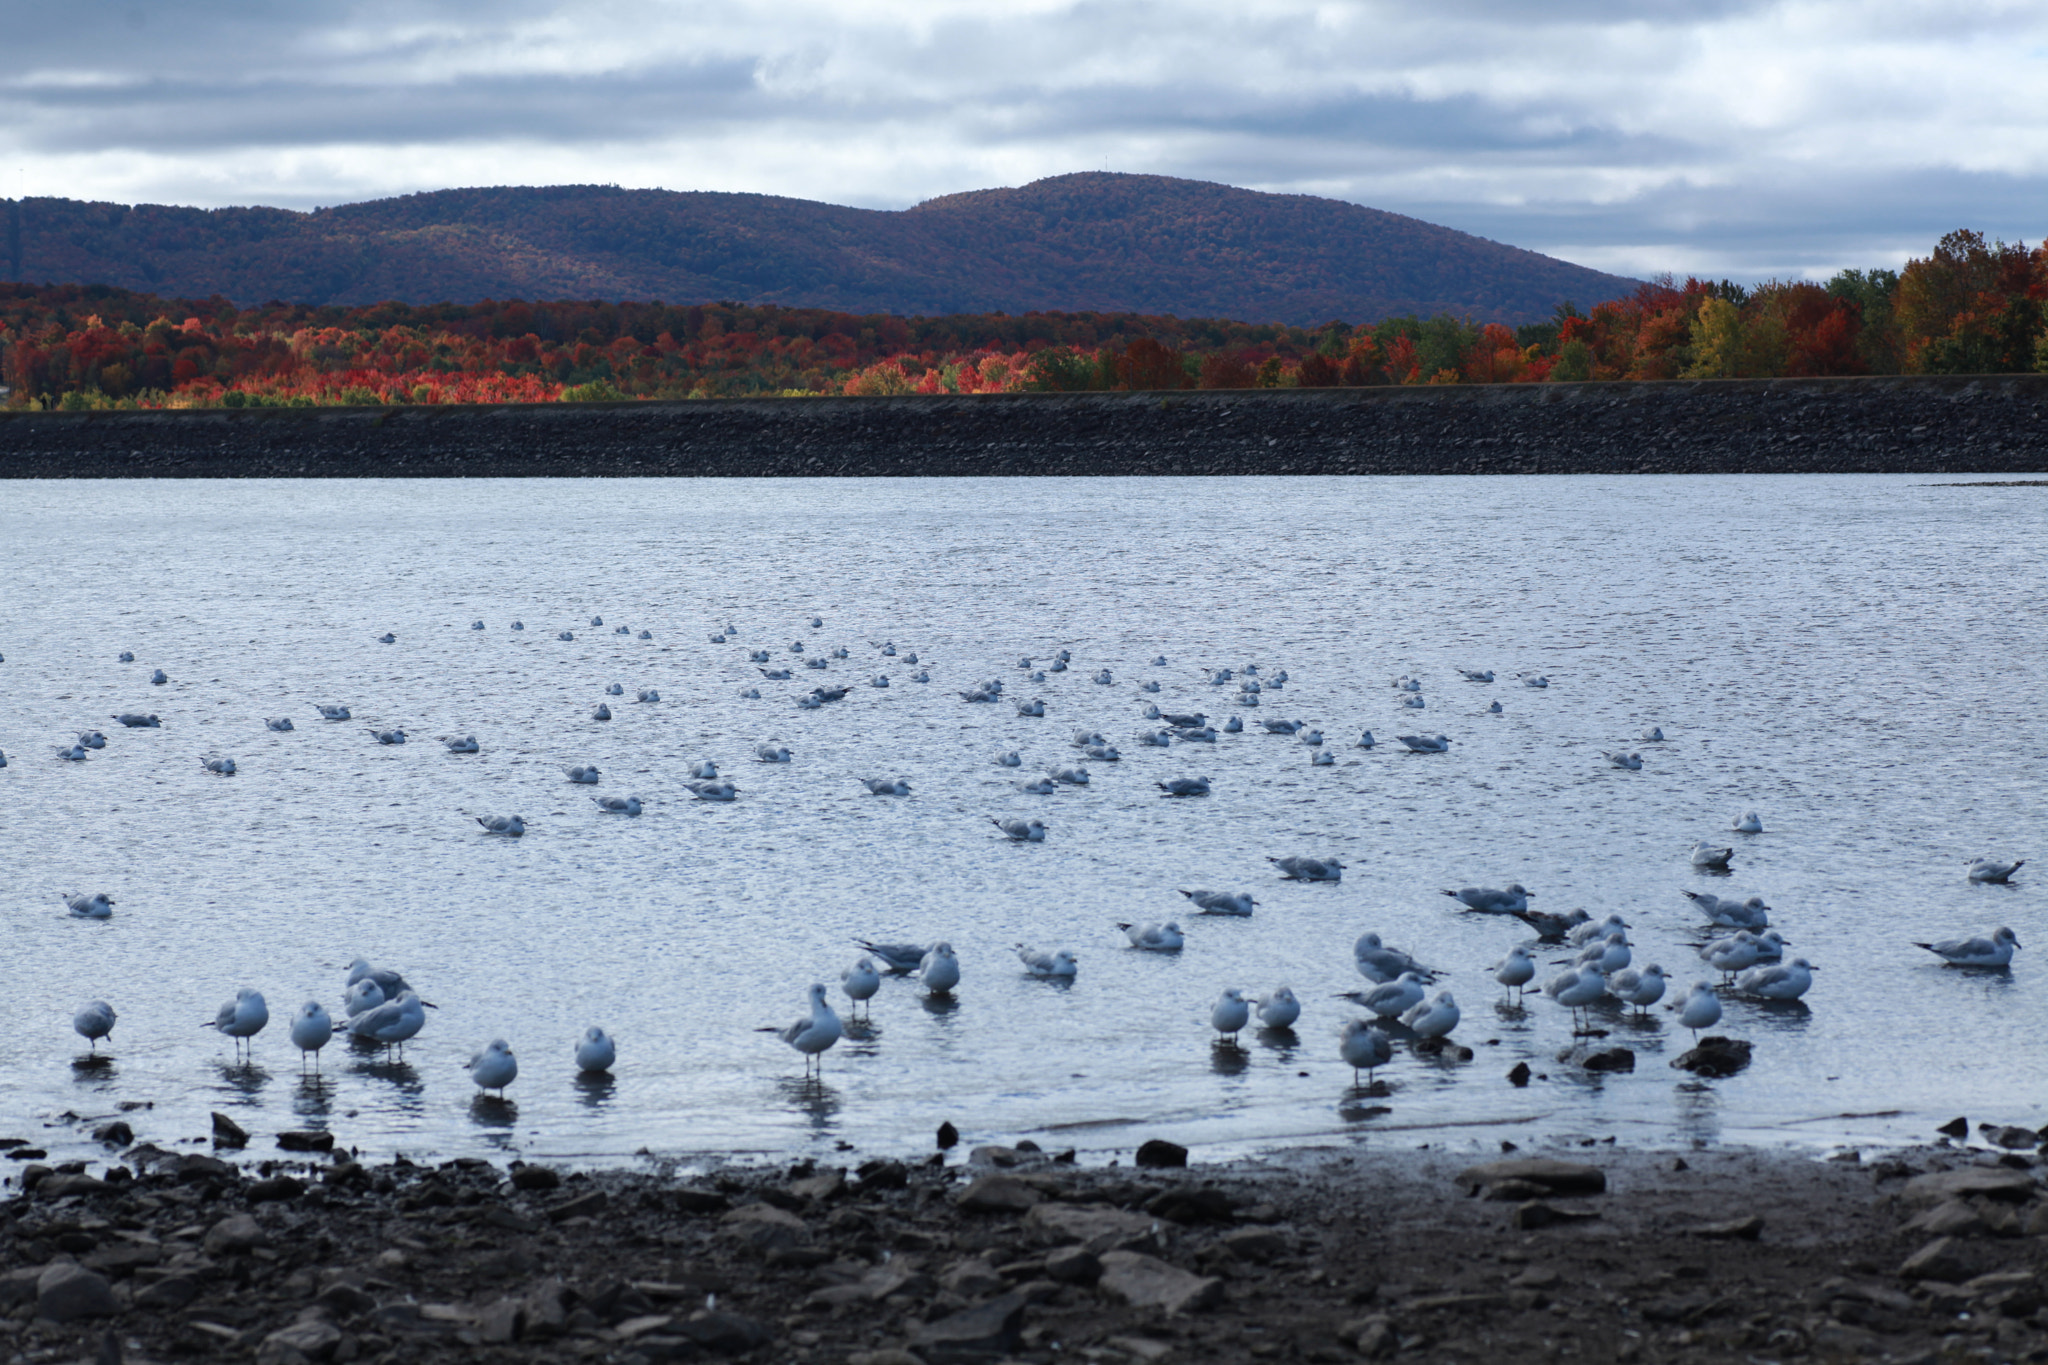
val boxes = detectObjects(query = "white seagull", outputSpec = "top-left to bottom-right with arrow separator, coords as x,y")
919,943 -> 961,994
477,814 -> 526,835
1967,858 -> 2025,884
1690,842 -> 1735,869
205,988 -> 270,1060
74,1000 -> 117,1052
1179,889 -> 1256,916
1212,988 -> 1251,1043
1119,920 -> 1185,952
1256,987 -> 1301,1030
290,1002 -> 333,1071
991,817 -> 1047,842
1340,1020 -> 1394,1084
1442,883 -> 1534,913
1735,958 -> 1816,1001
1395,734 -> 1450,753
1914,926 -> 2020,968
1016,946 -> 1079,979
469,1039 -> 518,1096
576,1026 -> 617,1073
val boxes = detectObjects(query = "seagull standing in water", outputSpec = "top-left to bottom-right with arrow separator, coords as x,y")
1493,946 -> 1536,1002
290,1002 -> 333,1071
919,943 -> 961,994
204,988 -> 270,1061
841,958 -> 881,1019
469,1039 -> 518,1097
766,984 -> 842,1077
74,1001 -> 117,1052
346,990 -> 431,1060
1211,988 -> 1251,1044
1255,986 -> 1301,1030
1672,981 -> 1722,1039
576,1027 -> 617,1073
1340,1020 -> 1393,1085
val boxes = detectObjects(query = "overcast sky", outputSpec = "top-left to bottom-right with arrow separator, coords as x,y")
3,0 -> 2043,283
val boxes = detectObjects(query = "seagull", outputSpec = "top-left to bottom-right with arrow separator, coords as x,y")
1354,933 -> 1436,984
638,630 -> 653,640
343,979 -> 385,1019
476,814 -> 526,835
1174,726 -> 1218,743
1223,716 -> 1244,733
1016,777 -> 1059,794
1604,751 -> 1643,770
366,728 -> 406,744
289,1002 -> 333,1071
1690,842 -> 1734,870
1913,926 -> 2020,968
855,941 -> 927,973
1179,889 -> 1256,916
558,631 -> 574,641
1158,777 -> 1211,797
1016,698 -> 1046,717
919,943 -> 961,994
870,675 -> 890,688
76,731 -> 107,749
1255,986 -> 1301,1030
563,764 -> 601,783
204,988 -> 270,1060
1733,811 -> 1763,834
992,817 -> 1047,842
590,615 -> 603,627
56,744 -> 89,761
1700,931 -> 1768,978
1071,730 -> 1107,748
592,704 -> 611,720
1083,745 -> 1121,762
1735,958 -> 1816,1001
1671,981 -> 1722,1039
759,668 -> 792,680
1092,669 -> 1113,684
1609,964 -> 1667,1014
1212,988 -> 1251,1044
440,735 -> 480,753
1159,712 -> 1206,729
264,718 -> 295,732
1269,856 -> 1343,882
1442,884 -> 1534,913
1356,730 -> 1375,748
1458,669 -> 1495,683
841,958 -> 882,1019
150,669 -> 168,684
314,705 -> 351,721
1311,750 -> 1335,766
198,755 -> 237,775
1400,990 -> 1461,1041
471,620 -> 485,630
1543,965 -> 1609,1029
1259,719 -> 1302,735
576,1026 -> 616,1073
1049,767 -> 1089,785
63,892 -> 115,919
1391,676 -> 1420,692
1340,1020 -> 1393,1084
1487,701 -> 1503,714
861,777 -> 911,796
687,760 -> 719,779
376,633 -> 396,644
683,781 -> 738,801
756,745 -> 793,762
113,713 -> 161,727
1119,920 -> 1185,952
1512,907 -> 1591,942
346,959 -> 411,998
1522,675 -> 1550,688
73,1001 -> 117,1052
469,1039 -> 518,1096
118,651 -> 135,662
346,990 -> 431,1058
1569,913 -> 1630,947
593,795 -> 642,815
1400,695 -> 1425,709
512,621 -> 525,631
1396,734 -> 1450,753
1493,946 -> 1536,1002
1354,971 -> 1427,1021
605,683 -> 624,695
1682,891 -> 1770,929
1967,858 -> 2025,884
1016,944 -> 1079,979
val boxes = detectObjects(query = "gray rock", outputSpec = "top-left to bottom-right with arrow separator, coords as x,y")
678,1309 -> 773,1353
256,1320 -> 343,1364
1024,1202 -> 1159,1253
1219,1226 -> 1288,1262
953,1173 -> 1041,1213
1511,1201 -> 1600,1230
37,1173 -> 108,1198
939,1258 -> 1007,1298
1044,1245 -> 1102,1284
0,1267 -> 44,1310
210,1111 -> 249,1146
478,1298 -> 524,1344
1899,1166 -> 2040,1207
1134,1139 -> 1188,1168
508,1163 -> 561,1191
1455,1158 -> 1607,1196
276,1130 -> 334,1152
133,1275 -> 201,1310
1687,1215 -> 1764,1240
546,1189 -> 608,1222
92,1121 -> 133,1147
912,1290 -> 1030,1354
1903,1200 -> 1988,1238
36,1263 -> 118,1323
1096,1250 -> 1224,1314
204,1213 -> 269,1256
968,1144 -> 1028,1167
1899,1236 -> 1979,1282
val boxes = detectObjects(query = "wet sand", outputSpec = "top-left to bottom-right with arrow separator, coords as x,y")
4,1132 -> 2046,1364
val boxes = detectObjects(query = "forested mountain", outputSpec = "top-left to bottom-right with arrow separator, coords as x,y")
2,174 -> 1633,325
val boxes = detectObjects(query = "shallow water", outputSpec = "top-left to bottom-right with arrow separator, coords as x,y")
1,474 -> 2042,1169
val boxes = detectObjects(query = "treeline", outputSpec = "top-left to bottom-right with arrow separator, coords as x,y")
1,229 -> 2042,409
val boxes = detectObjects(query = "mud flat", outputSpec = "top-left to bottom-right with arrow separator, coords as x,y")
5,1129 -> 2047,1364
2,375 -> 2047,479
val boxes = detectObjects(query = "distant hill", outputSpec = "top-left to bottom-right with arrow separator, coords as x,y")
2,174 -> 1636,325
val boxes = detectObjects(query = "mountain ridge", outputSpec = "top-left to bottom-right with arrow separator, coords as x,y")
3,173 -> 1636,324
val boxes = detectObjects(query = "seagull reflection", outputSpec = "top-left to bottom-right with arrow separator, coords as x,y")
775,1076 -> 843,1128
211,1060 -> 271,1096
469,1095 -> 518,1130
574,1072 -> 618,1109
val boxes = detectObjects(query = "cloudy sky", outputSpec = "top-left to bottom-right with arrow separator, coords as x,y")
3,0 -> 2043,282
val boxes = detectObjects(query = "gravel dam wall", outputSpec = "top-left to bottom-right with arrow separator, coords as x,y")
2,375 -> 2045,478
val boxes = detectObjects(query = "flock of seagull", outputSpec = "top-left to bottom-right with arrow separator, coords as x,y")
29,616 -> 2033,1116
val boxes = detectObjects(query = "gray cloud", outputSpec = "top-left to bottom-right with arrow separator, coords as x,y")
0,0 -> 2040,284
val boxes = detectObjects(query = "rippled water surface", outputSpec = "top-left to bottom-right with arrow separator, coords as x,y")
2,474 -> 2043,1169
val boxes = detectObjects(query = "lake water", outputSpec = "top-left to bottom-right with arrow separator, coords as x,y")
1,474 -> 2042,1171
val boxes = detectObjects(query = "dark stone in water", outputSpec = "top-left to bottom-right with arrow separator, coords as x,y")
1672,1037 -> 1752,1078
1937,1116 -> 1969,1138
1507,1062 -> 1532,1087
1582,1048 -> 1635,1073
936,1121 -> 959,1150
1135,1139 -> 1189,1169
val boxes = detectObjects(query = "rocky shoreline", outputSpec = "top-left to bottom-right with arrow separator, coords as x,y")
2,376 -> 2047,478
5,1131 -> 2047,1364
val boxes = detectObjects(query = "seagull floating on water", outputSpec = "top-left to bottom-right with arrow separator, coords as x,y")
862,777 -> 911,796
199,755 -> 237,775
77,730 -> 107,749
1016,946 -> 1078,979
1396,734 -> 1450,753
593,795 -> 642,815
1683,890 -> 1770,929
1158,777 -> 1211,797
1913,926 -> 2020,968
1443,883 -> 1533,913
315,706 -> 350,721
1180,888 -> 1256,916
1118,920 -> 1185,952
1016,777 -> 1058,794
367,728 -> 406,745
63,892 -> 115,919
477,814 -> 526,836
684,781 -> 738,801
992,817 -> 1047,842
756,744 -> 792,762
576,1026 -> 616,1073
440,735 -> 479,753
1690,841 -> 1734,869
563,764 -> 600,783
1269,855 -> 1343,881
1458,669 -> 1495,683
265,718 -> 294,732
117,651 -> 134,662
1967,857 -> 2024,884
1732,811 -> 1764,834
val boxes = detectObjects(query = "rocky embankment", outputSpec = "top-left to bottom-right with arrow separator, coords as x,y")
2,376 -> 2046,478
5,1132 -> 2048,1364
